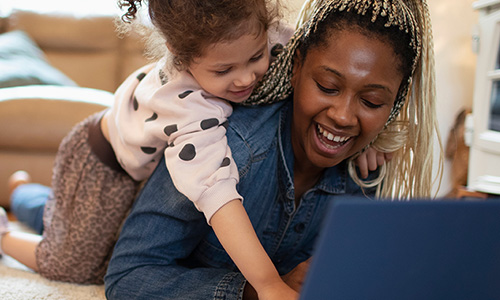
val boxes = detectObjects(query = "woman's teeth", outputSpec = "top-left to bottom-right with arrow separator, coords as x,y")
317,124 -> 350,143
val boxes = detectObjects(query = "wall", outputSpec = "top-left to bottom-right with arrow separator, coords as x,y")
286,0 -> 480,197
425,0 -> 478,196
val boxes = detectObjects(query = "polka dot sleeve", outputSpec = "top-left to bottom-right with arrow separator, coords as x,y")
108,64 -> 241,223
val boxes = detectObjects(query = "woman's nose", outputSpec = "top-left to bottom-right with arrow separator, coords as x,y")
327,96 -> 357,128
234,71 -> 256,87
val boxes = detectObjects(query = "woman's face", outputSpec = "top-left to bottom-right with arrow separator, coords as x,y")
291,29 -> 404,170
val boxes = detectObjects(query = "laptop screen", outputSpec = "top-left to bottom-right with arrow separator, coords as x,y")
299,197 -> 500,300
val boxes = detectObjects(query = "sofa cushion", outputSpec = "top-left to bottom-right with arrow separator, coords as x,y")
0,30 -> 77,88
0,85 -> 112,151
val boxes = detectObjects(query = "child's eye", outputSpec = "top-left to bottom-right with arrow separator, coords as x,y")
214,68 -> 231,76
250,53 -> 263,62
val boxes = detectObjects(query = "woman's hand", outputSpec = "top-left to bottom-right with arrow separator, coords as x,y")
355,147 -> 394,179
258,280 -> 299,300
281,258 -> 311,293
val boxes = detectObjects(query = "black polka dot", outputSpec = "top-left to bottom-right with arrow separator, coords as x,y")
141,146 -> 156,154
219,120 -> 229,129
159,69 -> 168,85
270,43 -> 284,57
178,90 -> 193,99
179,144 -> 196,161
220,157 -> 230,167
164,124 -> 178,136
133,96 -> 139,111
169,142 -> 175,147
145,112 -> 158,122
200,118 -> 219,130
136,72 -> 147,81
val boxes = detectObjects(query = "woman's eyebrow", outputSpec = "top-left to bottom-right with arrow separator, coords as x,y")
364,83 -> 394,95
321,66 -> 344,79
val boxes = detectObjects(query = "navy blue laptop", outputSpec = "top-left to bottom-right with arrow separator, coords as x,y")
300,198 -> 500,300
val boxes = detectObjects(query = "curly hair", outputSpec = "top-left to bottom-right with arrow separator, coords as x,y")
117,0 -> 282,68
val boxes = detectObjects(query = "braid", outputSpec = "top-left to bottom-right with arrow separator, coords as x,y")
245,0 -> 442,198
375,0 -> 443,198
295,0 -> 326,29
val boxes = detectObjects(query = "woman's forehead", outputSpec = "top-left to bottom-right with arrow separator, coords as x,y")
301,30 -> 403,94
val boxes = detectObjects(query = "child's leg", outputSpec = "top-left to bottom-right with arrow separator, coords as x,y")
1,231 -> 42,271
0,171 -> 44,270
8,170 -> 31,195
36,111 -> 139,284
10,180 -> 50,235
0,206 -> 40,271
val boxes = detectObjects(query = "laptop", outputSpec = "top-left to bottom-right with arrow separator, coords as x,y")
299,197 -> 500,300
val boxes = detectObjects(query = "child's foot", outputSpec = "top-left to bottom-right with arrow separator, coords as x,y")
8,171 -> 31,198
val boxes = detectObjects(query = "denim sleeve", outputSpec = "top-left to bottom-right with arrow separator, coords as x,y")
104,158 -> 247,300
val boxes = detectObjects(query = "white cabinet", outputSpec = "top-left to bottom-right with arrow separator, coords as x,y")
468,0 -> 500,193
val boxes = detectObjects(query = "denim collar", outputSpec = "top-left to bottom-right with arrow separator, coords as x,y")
277,101 -> 348,203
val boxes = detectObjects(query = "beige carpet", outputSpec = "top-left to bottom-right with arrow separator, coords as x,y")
0,222 -> 105,300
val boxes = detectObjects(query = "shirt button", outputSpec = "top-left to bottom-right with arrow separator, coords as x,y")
294,223 -> 306,233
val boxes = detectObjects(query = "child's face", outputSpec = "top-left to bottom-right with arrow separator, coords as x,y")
187,31 -> 269,103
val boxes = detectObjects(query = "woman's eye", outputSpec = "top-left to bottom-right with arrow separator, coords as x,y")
316,82 -> 338,94
362,99 -> 383,109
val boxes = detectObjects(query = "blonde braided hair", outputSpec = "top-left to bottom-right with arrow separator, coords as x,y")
372,0 -> 443,198
244,0 -> 443,199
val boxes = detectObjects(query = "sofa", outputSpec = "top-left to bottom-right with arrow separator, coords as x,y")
0,8 -> 149,208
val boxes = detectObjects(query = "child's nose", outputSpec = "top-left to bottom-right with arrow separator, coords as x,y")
234,71 -> 256,87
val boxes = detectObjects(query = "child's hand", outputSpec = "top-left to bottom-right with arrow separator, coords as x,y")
258,280 -> 299,300
355,147 -> 394,179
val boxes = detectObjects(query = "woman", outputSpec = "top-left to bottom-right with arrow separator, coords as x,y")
104,0 -> 440,299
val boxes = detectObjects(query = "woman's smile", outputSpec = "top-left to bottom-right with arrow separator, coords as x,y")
314,123 -> 354,157
317,124 -> 351,146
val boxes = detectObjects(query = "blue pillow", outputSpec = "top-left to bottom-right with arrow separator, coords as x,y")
0,30 -> 77,88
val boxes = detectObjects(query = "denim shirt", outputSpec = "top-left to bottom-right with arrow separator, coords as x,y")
105,98 -> 369,300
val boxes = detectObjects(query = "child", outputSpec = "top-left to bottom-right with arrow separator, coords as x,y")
1,0 -> 294,293
0,0 -> 387,295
